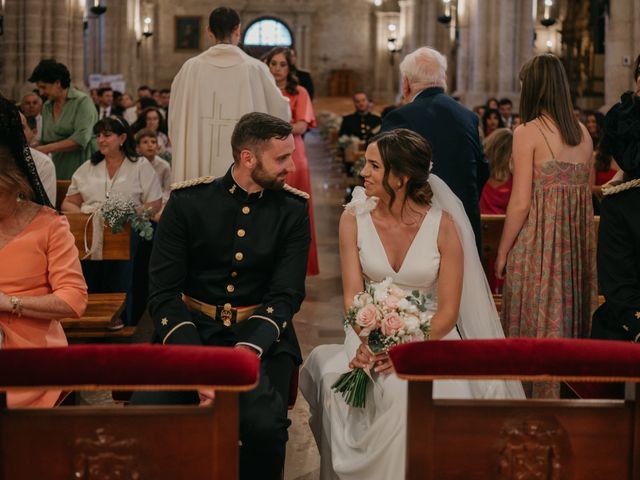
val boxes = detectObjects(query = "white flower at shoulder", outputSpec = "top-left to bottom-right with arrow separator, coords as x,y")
344,186 -> 378,216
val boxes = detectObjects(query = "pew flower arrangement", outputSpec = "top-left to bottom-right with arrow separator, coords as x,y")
101,194 -> 154,241
332,277 -> 433,408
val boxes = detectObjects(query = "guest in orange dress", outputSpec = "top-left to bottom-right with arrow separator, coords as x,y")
0,96 -> 87,408
479,128 -> 513,293
265,47 -> 319,275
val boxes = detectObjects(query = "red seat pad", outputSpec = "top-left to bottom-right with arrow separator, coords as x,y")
0,345 -> 259,391
390,338 -> 640,382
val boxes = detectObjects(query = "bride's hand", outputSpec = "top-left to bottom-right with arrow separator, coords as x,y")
349,343 -> 375,370
373,352 -> 395,376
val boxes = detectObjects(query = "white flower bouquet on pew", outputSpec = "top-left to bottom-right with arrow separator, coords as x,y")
101,193 -> 154,241
332,277 -> 433,408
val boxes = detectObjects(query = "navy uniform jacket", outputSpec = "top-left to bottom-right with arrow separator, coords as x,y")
591,185 -> 640,341
148,168 -> 310,364
339,112 -> 382,143
381,87 -> 488,251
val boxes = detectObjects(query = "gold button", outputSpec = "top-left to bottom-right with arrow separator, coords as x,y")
242,206 -> 250,214
235,252 -> 244,261
223,303 -> 232,311
226,284 -> 235,293
231,271 -> 238,278
237,229 -> 246,238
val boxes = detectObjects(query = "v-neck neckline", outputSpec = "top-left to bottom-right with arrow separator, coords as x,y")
368,208 -> 430,275
0,206 -> 43,254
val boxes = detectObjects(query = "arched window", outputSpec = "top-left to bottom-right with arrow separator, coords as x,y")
243,18 -> 293,47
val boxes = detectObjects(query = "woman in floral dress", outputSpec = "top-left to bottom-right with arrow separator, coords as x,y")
495,54 -> 598,398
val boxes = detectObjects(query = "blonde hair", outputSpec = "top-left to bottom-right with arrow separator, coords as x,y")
483,128 -> 513,183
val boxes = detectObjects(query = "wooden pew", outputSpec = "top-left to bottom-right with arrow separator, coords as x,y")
61,213 -> 133,339
0,345 -> 259,480
55,180 -> 70,211
391,338 -> 640,480
481,214 -> 601,312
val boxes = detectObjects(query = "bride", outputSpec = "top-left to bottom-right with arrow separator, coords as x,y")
300,129 -> 524,480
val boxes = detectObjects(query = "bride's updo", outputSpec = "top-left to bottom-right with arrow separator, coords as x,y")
368,128 -> 433,209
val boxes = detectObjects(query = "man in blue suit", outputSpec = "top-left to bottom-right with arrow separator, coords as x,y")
381,47 -> 488,252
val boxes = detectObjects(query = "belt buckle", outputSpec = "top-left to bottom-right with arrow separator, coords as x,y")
218,303 -> 235,327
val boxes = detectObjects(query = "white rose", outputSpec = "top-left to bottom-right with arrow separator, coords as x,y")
403,314 -> 420,332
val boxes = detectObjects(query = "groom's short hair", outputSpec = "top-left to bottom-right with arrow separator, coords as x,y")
208,7 -> 240,41
231,112 -> 293,162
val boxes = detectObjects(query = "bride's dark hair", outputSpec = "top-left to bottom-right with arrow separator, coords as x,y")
368,128 -> 433,211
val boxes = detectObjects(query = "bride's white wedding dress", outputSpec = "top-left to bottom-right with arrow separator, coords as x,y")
300,178 -> 524,480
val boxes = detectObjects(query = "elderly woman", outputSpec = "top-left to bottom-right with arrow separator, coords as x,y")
591,54 -> 640,342
62,116 -> 162,328
0,95 -> 87,408
28,59 -> 98,180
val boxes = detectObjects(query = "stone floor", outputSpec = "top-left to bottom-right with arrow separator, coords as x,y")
80,128 -> 351,479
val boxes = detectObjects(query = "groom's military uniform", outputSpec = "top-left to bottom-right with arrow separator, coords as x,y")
133,167 -> 310,480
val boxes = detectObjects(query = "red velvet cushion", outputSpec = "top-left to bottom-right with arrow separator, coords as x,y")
390,338 -> 640,382
0,345 -> 259,391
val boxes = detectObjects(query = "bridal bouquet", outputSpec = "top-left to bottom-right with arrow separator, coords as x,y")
101,194 -> 154,241
332,277 -> 434,408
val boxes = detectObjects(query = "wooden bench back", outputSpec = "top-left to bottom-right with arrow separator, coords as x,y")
64,213 -> 131,261
55,180 -> 70,211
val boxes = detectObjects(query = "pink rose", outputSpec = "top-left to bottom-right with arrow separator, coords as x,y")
382,294 -> 401,311
389,285 -> 406,298
358,292 -> 373,306
381,312 -> 405,336
356,304 -> 381,331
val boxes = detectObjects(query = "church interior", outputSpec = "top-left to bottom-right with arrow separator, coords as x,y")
1,0 -> 640,479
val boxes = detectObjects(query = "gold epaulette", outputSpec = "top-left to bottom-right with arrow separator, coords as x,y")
601,178 -> 640,197
283,183 -> 310,199
170,176 -> 215,191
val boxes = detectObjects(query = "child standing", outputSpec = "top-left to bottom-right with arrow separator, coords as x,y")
135,129 -> 171,203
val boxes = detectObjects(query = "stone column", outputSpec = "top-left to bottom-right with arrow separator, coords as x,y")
604,0 -> 639,107
1,0 -> 85,98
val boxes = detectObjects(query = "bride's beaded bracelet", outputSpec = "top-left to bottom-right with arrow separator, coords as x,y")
10,296 -> 23,317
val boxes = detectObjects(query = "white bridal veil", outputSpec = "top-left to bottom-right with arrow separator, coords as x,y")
429,174 -> 525,399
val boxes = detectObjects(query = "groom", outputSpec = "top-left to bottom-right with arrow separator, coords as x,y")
133,112 -> 310,479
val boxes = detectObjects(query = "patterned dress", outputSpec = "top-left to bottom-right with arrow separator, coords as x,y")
501,133 -> 597,399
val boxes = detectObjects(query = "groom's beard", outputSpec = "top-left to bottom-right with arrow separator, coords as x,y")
251,158 -> 287,190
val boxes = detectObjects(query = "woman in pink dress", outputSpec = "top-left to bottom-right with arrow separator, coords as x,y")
265,47 -> 319,276
0,96 -> 87,408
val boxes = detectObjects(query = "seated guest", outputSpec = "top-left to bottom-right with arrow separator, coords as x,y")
486,97 -> 499,110
135,129 -> 171,203
28,59 -> 98,180
479,128 -> 513,293
591,54 -> 640,341
338,92 -> 382,143
480,128 -> 513,214
61,117 -> 162,327
0,95 -> 87,408
511,113 -> 521,130
96,86 -> 114,120
20,92 -> 43,146
19,112 -> 56,206
481,108 -> 504,138
132,107 -> 171,162
498,98 -> 514,128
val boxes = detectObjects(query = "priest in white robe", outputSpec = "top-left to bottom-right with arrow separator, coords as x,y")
169,7 -> 290,181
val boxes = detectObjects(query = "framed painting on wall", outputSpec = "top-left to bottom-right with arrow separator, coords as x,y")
175,16 -> 201,51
